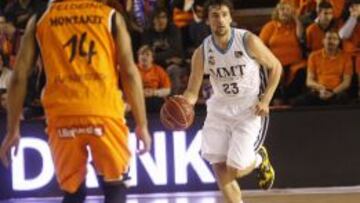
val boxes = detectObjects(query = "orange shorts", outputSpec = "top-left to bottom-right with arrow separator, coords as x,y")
47,116 -> 131,193
356,55 -> 360,74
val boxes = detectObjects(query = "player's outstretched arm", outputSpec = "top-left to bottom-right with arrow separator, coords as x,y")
183,46 -> 204,105
113,12 -> 151,154
246,32 -> 282,115
0,15 -> 38,167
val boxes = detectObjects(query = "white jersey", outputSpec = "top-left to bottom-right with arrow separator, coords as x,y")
203,28 -> 262,100
200,29 -> 269,169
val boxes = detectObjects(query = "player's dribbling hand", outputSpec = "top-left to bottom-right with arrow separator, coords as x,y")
135,126 -> 152,155
0,132 -> 20,168
255,101 -> 269,117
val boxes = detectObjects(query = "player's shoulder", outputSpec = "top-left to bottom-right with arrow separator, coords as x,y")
202,34 -> 212,45
233,27 -> 249,34
232,28 -> 254,40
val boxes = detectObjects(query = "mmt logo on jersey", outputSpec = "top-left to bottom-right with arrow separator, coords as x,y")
209,65 -> 245,79
10,130 -> 216,192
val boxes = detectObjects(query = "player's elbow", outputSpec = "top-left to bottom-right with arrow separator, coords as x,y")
269,60 -> 282,78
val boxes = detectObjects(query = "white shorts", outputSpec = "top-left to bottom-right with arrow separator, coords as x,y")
201,99 -> 268,170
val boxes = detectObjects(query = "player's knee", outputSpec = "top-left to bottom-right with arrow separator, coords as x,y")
227,165 -> 255,179
62,182 -> 87,203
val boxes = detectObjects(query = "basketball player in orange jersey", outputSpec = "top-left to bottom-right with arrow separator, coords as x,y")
0,0 -> 151,202
182,0 -> 282,202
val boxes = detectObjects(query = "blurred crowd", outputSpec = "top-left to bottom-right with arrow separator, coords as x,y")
0,0 -> 359,118
260,0 -> 360,106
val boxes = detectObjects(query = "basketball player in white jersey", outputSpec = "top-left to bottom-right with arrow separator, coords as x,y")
182,0 -> 282,202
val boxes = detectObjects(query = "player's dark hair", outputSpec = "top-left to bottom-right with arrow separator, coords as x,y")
204,0 -> 234,20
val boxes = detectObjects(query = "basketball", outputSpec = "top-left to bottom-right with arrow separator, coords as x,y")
160,95 -> 195,130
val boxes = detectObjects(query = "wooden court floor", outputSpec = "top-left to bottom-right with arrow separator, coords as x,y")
1,186 -> 360,203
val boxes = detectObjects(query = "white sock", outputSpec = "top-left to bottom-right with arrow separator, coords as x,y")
255,153 -> 263,168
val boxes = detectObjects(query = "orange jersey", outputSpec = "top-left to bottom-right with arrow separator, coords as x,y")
36,0 -> 125,118
47,116 -> 130,193
138,64 -> 171,89
260,20 -> 303,66
308,49 -> 353,90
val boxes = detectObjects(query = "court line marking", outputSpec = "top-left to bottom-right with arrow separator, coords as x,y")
4,185 -> 360,201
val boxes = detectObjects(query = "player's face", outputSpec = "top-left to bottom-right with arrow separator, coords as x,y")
318,8 -> 333,26
207,5 -> 232,37
138,50 -> 154,68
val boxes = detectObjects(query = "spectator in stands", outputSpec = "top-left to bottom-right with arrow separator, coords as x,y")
0,52 -> 12,90
292,30 -> 353,106
142,7 -> 184,67
137,45 -> 171,98
172,0 -> 194,29
142,6 -> 185,94
186,0 -> 210,57
132,0 -> 158,29
102,0 -> 144,57
137,45 -> 171,112
4,0 -> 48,28
297,0 -> 345,19
260,1 -> 304,67
4,0 -> 37,30
260,0 -> 306,103
339,0 -> 360,100
288,0 -> 345,33
172,0 -> 195,55
306,1 -> 338,52
0,14 -> 16,64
